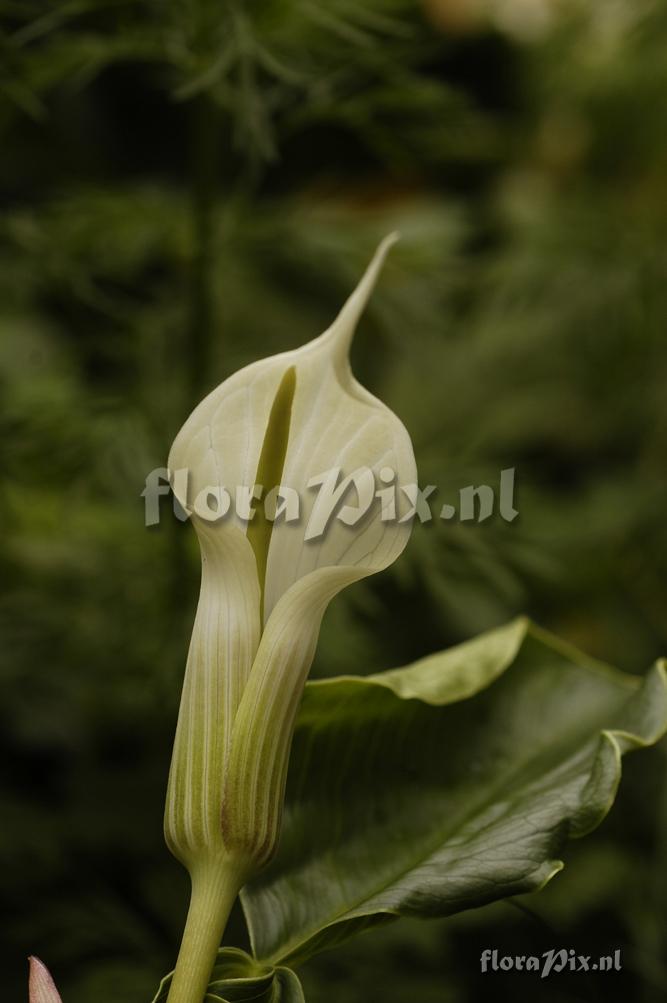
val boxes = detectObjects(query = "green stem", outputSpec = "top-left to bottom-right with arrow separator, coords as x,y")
166,860 -> 241,1003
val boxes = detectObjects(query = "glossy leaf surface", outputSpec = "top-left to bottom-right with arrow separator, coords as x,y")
241,619 -> 667,965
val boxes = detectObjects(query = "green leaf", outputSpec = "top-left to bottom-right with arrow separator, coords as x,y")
241,619 -> 667,965
151,947 -> 304,1003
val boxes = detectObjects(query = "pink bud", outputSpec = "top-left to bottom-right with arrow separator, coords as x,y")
28,957 -> 63,1003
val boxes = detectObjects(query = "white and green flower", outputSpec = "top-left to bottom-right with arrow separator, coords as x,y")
163,236 -> 416,1003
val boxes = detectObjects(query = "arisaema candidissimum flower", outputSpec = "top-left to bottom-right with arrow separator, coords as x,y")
163,236 -> 417,1003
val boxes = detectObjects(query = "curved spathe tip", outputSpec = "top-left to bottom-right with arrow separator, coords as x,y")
322,232 -> 400,363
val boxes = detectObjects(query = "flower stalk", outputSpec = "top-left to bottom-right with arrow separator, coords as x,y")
165,858 -> 245,1003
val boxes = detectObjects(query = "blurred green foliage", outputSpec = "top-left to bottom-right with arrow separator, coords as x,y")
1,0 -> 667,1000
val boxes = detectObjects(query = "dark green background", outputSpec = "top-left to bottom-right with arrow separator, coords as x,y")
2,1 -> 666,1000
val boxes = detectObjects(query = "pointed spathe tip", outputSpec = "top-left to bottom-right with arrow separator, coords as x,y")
323,232 -> 401,361
379,230 -> 401,253
29,957 -> 63,1003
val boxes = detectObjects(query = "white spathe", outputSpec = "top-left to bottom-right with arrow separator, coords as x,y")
165,235 -> 417,871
